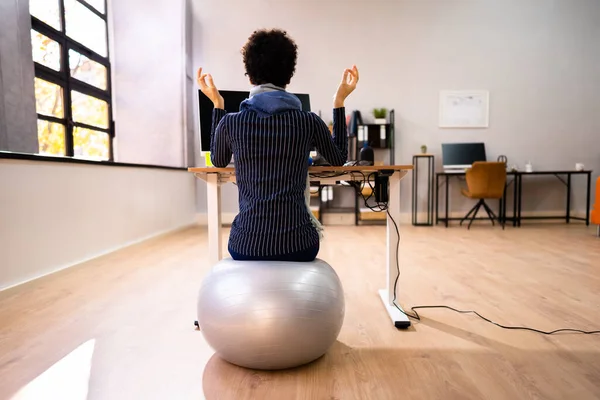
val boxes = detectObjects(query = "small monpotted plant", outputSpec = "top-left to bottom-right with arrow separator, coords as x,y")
421,145 -> 427,154
373,108 -> 387,124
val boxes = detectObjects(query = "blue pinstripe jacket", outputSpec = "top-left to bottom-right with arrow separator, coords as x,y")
211,91 -> 347,256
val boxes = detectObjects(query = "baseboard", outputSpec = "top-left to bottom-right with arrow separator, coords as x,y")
195,210 -> 588,226
0,220 -> 198,292
196,212 -> 237,225
437,210 -> 588,221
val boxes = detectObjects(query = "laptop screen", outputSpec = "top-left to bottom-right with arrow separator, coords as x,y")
442,143 -> 487,168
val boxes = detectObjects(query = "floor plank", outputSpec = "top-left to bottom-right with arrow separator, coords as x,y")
1,224 -> 599,399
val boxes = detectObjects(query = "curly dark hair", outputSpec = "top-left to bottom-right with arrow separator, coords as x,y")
241,29 -> 298,87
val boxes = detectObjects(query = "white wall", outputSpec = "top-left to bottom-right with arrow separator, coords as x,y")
0,159 -> 197,291
191,0 -> 600,216
110,0 -> 188,167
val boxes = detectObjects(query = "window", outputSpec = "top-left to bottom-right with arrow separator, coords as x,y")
30,0 -> 113,161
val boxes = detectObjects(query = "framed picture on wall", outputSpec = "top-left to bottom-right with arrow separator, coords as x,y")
439,90 -> 489,128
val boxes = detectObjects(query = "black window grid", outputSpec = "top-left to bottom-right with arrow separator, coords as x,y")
31,0 -> 114,160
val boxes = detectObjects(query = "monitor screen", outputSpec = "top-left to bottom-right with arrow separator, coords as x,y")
442,143 -> 487,168
198,90 -> 311,152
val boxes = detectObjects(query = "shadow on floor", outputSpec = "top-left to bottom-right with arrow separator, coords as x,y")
202,318 -> 600,400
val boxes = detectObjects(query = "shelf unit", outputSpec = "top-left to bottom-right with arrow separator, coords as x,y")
354,109 -> 396,225
313,109 -> 396,226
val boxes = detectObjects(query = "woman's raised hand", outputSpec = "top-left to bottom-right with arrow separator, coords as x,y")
334,65 -> 359,108
197,67 -> 225,109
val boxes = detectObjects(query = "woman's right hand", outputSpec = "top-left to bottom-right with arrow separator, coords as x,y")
197,67 -> 225,109
334,65 -> 359,108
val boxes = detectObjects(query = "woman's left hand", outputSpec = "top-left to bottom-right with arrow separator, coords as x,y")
197,67 -> 225,109
334,65 -> 359,108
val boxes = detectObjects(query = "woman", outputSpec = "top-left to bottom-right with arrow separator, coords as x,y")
197,29 -> 359,262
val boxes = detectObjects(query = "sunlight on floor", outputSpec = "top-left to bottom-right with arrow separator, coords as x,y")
11,339 -> 96,400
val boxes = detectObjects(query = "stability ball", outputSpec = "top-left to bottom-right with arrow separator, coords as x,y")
197,258 -> 345,370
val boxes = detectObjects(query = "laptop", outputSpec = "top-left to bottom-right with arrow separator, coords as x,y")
442,143 -> 486,172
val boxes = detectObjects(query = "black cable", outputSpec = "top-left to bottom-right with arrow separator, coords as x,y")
353,172 -> 387,213
353,173 -> 600,335
385,207 -> 600,335
309,171 -> 349,179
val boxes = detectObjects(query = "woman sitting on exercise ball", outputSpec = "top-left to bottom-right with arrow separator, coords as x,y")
197,29 -> 359,262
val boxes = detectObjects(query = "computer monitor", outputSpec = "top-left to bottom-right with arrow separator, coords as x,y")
441,142 -> 487,170
198,90 -> 311,153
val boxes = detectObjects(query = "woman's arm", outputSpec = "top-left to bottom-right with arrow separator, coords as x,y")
311,65 -> 359,166
210,110 -> 232,168
311,108 -> 348,166
197,67 -> 230,167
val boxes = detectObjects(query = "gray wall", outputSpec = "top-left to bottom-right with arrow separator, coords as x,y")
0,0 -> 38,153
191,0 -> 600,217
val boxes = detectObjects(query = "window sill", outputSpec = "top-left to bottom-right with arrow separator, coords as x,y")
0,151 -> 187,171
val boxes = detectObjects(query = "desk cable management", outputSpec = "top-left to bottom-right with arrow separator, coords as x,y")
345,171 -> 600,336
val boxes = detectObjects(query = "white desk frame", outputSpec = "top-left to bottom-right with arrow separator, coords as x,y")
190,166 -> 412,329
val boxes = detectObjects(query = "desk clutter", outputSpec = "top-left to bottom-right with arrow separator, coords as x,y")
411,142 -> 593,228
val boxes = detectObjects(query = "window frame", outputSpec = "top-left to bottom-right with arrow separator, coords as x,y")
31,0 -> 114,160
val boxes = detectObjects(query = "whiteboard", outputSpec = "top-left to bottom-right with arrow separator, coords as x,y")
439,90 -> 489,128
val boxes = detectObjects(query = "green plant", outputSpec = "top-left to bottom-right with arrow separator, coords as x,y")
373,108 -> 387,119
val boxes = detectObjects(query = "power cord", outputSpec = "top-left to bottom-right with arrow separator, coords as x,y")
358,173 -> 600,335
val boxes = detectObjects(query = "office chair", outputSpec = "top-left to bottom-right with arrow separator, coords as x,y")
591,177 -> 600,237
460,162 -> 507,229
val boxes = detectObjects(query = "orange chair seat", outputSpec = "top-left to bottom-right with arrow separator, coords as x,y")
461,188 -> 476,199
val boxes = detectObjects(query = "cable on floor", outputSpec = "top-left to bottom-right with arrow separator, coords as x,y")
356,174 -> 600,336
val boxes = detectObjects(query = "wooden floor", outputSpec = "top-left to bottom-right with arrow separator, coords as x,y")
1,224 -> 600,399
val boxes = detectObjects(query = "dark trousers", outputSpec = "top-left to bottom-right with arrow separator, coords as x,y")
228,242 -> 319,262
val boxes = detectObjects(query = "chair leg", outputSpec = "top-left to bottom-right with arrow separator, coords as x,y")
483,201 -> 505,229
481,201 -> 496,226
468,201 -> 483,230
486,203 -> 505,229
460,202 -> 480,226
486,203 -> 498,220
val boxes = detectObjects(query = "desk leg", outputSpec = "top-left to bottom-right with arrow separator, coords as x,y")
435,174 -> 439,225
500,183 -> 506,224
586,172 -> 591,226
206,174 -> 223,265
513,176 -> 518,227
517,175 -> 522,227
379,173 -> 411,329
445,175 -> 449,228
566,173 -> 571,223
429,157 -> 434,225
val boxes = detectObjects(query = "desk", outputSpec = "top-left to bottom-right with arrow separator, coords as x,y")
516,170 -> 592,226
189,164 -> 414,328
435,170 -> 593,227
436,171 -> 518,227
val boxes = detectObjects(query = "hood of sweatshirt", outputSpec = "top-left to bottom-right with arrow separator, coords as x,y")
240,91 -> 302,118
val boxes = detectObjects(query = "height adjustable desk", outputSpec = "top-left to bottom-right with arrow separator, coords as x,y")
190,165 -> 414,328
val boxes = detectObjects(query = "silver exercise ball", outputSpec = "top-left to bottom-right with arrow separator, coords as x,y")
197,258 -> 345,370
